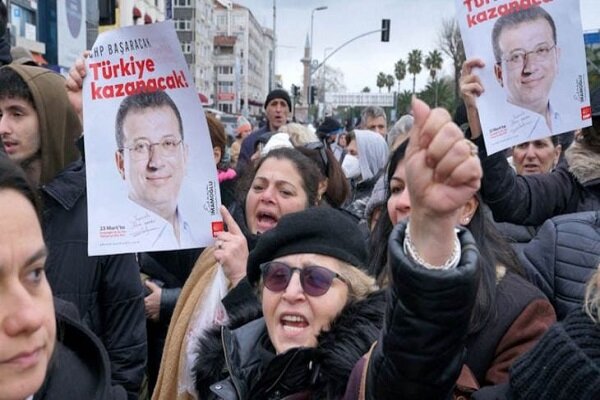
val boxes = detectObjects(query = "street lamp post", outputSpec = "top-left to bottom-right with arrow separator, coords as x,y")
308,6 -> 328,107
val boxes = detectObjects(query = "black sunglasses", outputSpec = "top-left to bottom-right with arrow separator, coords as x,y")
260,261 -> 347,297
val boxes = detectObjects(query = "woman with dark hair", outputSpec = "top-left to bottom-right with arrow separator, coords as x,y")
297,142 -> 350,208
186,98 -> 487,399
0,154 -> 126,400
153,147 -> 324,399
206,113 -> 237,208
367,114 -> 556,394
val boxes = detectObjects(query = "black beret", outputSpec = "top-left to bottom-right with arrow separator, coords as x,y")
264,89 -> 292,112
247,207 -> 368,287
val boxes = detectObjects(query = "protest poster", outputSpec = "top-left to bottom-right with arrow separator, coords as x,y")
456,0 -> 592,154
83,21 -> 222,256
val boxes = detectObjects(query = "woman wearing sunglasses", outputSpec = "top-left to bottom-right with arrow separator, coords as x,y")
153,147 -> 326,399
184,99 -> 486,399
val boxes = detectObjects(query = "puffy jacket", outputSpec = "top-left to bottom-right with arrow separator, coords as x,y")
475,136 -> 600,226
42,159 -> 147,399
517,211 -> 600,320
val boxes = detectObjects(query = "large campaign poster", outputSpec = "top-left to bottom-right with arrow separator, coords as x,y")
84,21 -> 222,256
456,0 -> 592,154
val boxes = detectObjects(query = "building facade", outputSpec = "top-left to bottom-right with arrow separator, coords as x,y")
214,1 -> 274,116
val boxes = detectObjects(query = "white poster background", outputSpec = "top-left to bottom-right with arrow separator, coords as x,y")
456,0 -> 592,154
57,0 -> 87,69
84,21 -> 222,256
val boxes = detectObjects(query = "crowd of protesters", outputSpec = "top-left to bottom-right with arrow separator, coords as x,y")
2,3 -> 600,400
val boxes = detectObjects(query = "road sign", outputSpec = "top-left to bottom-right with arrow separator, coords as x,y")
325,92 -> 394,107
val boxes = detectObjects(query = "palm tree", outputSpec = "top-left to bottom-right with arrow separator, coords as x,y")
376,72 -> 387,93
407,49 -> 423,94
397,90 -> 414,115
385,74 -> 395,93
424,50 -> 444,106
394,59 -> 407,93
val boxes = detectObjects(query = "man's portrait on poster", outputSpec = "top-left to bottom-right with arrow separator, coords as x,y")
114,90 -> 195,247
492,6 -> 561,135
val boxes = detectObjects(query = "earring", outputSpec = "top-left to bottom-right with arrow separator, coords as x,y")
462,217 -> 470,224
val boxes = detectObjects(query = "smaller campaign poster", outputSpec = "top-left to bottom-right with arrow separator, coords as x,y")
83,21 -> 222,256
456,0 -> 592,155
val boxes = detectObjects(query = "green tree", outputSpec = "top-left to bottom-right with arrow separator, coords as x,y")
385,74 -> 395,93
397,90 -> 413,116
424,50 -> 444,106
407,49 -> 423,94
376,72 -> 387,93
394,59 -> 407,92
362,86 -> 371,93
587,45 -> 600,92
418,77 -> 454,111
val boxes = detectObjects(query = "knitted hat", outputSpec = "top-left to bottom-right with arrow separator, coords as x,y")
317,117 -> 344,137
247,207 -> 368,286
509,309 -> 600,399
264,89 -> 292,111
236,116 -> 252,135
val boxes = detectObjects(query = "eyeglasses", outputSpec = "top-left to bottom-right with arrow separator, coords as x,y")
502,44 -> 556,70
122,137 -> 183,161
260,261 -> 347,297
304,141 -> 329,172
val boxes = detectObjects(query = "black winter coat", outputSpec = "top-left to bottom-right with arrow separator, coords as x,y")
193,290 -> 386,400
476,136 -> 600,226
364,222 -> 480,400
517,211 -> 600,320
472,308 -> 600,400
34,298 -> 127,400
42,160 -> 146,399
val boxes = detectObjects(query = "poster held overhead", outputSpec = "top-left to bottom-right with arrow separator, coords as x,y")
84,21 -> 222,256
456,0 -> 592,155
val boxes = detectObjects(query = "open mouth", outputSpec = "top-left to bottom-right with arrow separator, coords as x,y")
255,210 -> 278,233
280,314 -> 309,333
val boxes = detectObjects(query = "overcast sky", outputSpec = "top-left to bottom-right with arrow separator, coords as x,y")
236,0 -> 600,93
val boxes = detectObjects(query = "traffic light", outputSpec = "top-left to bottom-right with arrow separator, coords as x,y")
310,86 -> 318,105
291,84 -> 300,100
381,19 -> 390,42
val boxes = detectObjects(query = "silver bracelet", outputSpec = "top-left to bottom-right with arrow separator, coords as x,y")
403,221 -> 461,270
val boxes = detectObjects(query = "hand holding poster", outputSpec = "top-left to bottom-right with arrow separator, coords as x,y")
456,0 -> 592,154
84,21 -> 222,256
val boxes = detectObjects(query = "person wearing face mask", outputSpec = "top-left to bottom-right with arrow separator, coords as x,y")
343,130 -> 389,223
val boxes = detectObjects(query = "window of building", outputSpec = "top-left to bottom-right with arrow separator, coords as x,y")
173,0 -> 192,7
9,4 -> 36,40
218,81 -> 234,93
181,42 -> 192,54
219,104 -> 233,113
174,20 -> 192,31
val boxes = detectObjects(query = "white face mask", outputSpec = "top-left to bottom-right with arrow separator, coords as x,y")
341,154 -> 361,180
